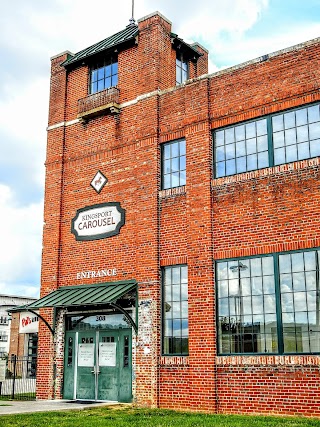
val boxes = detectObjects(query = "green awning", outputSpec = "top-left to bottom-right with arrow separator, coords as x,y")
62,24 -> 139,68
22,280 -> 137,310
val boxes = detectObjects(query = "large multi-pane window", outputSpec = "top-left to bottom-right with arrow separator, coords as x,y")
214,103 -> 320,178
162,265 -> 188,355
272,105 -> 320,165
176,51 -> 189,85
162,139 -> 186,189
217,249 -> 320,355
90,56 -> 118,94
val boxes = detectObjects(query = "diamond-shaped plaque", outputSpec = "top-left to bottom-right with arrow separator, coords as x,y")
91,170 -> 108,194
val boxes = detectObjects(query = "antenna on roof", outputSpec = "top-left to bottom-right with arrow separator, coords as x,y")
128,0 -> 135,25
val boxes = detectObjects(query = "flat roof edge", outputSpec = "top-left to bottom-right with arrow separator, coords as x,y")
206,36 -> 320,80
137,11 -> 172,25
50,50 -> 74,61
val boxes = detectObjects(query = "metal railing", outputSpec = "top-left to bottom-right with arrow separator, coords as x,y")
0,355 -> 37,400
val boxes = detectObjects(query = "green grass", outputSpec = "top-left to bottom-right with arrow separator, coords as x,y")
1,407 -> 320,427
0,393 -> 35,401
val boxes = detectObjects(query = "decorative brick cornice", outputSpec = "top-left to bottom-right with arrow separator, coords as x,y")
159,185 -> 186,199
210,91 -> 320,129
160,256 -> 187,267
158,356 -> 189,367
214,239 -> 320,261
212,157 -> 320,187
217,355 -> 320,366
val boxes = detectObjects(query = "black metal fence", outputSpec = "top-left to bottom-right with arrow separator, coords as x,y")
0,355 -> 37,400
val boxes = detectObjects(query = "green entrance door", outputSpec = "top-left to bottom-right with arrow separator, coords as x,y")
63,328 -> 132,402
77,331 -> 96,400
98,330 -> 132,401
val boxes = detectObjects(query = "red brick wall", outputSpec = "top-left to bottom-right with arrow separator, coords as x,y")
217,356 -> 320,416
8,313 -> 24,357
212,160 -> 320,260
40,11 -> 320,415
36,309 -> 54,399
208,39 -> 320,417
209,41 -> 320,128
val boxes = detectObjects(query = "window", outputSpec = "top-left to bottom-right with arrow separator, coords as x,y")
214,103 -> 320,178
90,56 -> 118,94
217,249 -> 320,355
0,334 -> 8,342
162,265 -> 188,355
0,316 -> 8,325
176,51 -> 189,85
162,139 -> 186,189
272,105 -> 320,165
27,333 -> 38,378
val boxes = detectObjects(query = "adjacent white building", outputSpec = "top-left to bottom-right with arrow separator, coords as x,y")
0,295 -> 37,357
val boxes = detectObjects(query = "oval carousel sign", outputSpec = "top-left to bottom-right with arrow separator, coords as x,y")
71,202 -> 125,241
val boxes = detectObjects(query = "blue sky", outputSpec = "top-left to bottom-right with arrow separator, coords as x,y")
0,0 -> 319,298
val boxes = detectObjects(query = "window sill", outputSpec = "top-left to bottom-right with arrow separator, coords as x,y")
212,157 -> 320,186
159,355 -> 189,367
216,354 -> 320,366
159,185 -> 186,199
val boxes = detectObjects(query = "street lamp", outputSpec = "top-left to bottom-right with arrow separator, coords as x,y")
229,262 -> 248,352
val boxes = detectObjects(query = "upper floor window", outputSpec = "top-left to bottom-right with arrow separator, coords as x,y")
176,51 -> 189,85
214,103 -> 320,178
162,265 -> 188,355
272,104 -> 320,165
0,316 -> 8,325
90,56 -> 118,94
162,139 -> 186,189
217,249 -> 320,355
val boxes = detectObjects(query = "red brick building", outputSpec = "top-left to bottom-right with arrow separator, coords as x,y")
29,11 -> 320,415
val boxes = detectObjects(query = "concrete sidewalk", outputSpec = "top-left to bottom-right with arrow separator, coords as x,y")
0,399 -> 126,415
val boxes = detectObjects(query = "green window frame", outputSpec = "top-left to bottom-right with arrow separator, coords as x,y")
214,103 -> 320,178
90,56 -> 118,94
216,248 -> 320,355
161,139 -> 186,190
162,265 -> 188,355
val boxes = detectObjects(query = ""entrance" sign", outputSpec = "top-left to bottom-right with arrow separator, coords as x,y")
71,202 -> 125,241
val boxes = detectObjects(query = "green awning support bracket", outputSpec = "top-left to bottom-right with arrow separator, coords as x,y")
28,308 -> 55,336
109,302 -> 138,333
8,306 -> 55,336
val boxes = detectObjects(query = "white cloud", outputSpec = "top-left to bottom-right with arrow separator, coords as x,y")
209,21 -> 320,70
172,0 -> 267,37
0,77 -> 48,143
0,77 -> 48,190
0,283 -> 39,298
135,0 -> 268,43
0,184 -> 42,297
